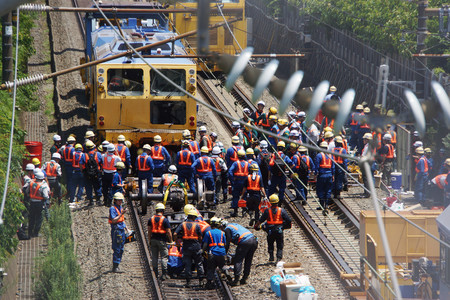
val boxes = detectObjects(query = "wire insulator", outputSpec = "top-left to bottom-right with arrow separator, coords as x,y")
19,4 -> 50,11
4,74 -> 45,89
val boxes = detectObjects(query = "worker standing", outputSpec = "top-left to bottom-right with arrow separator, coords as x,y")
257,140 -> 271,192
241,164 -> 267,226
299,146 -> 315,205
199,126 -> 213,153
111,162 -> 126,196
50,134 -> 62,157
69,144 -> 86,204
136,144 -> 155,215
103,144 -> 121,207
332,136 -> 348,200
25,171 -> 50,237
254,194 -> 291,263
60,135 -> 76,185
228,150 -> 249,217
173,209 -> 204,287
150,135 -> 171,177
415,147 -> 429,204
42,153 -> 62,203
192,147 -> 217,204
290,144 -> 309,202
378,134 -> 395,189
314,141 -> 335,213
202,217 -> 227,289
211,146 -> 228,203
115,135 -> 131,177
183,131 -> 200,160
82,141 -> 103,206
176,140 -> 196,195
225,136 -> 243,168
268,141 -> 293,203
109,192 -> 127,273
148,203 -> 173,281
222,220 -> 258,285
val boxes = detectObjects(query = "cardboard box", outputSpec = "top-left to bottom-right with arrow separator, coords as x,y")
283,262 -> 303,275
280,279 -> 301,300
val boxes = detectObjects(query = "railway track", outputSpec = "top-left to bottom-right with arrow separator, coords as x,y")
202,77 -> 366,296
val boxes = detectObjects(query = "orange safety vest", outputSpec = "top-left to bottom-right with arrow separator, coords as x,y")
89,150 -> 102,170
247,175 -> 261,191
342,138 -> 348,151
197,157 -> 213,173
45,162 -> 58,177
434,174 -> 447,189
163,174 -> 176,186
319,153 -> 332,168
137,154 -> 151,171
333,148 -> 344,164
72,152 -> 85,169
386,144 -> 394,159
415,157 -> 429,173
63,146 -> 74,162
116,144 -> 127,162
267,207 -> 283,225
151,146 -> 164,161
207,231 -> 225,247
197,220 -> 211,234
350,113 -> 358,126
373,132 -> 382,150
234,161 -> 249,177
151,215 -> 167,234
182,222 -> 199,240
301,155 -> 311,169
178,150 -> 192,166
108,206 -> 124,224
269,151 -> 286,166
324,117 -> 334,129
30,181 -> 44,200
169,245 -> 182,257
258,114 -> 270,128
214,158 -> 222,172
103,154 -> 116,171
203,135 -> 213,151
390,130 -> 397,144
230,146 -> 239,162
189,141 -> 199,155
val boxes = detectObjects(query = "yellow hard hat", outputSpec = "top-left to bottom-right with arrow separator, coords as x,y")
330,86 -> 337,92
278,119 -> 288,126
320,141 -> 328,148
424,148 -> 432,153
86,140 -> 95,149
269,194 -> 279,203
210,216 -> 222,225
269,115 -> 278,121
113,192 -> 124,200
277,141 -> 286,148
416,147 -> 424,154
356,104 -> 363,110
154,135 -> 162,143
184,204 -> 195,215
155,203 -> 165,210
98,145 -> 103,152
246,148 -> 254,155
75,143 -> 83,150
445,158 -> 450,166
324,127 -> 332,133
32,157 -> 40,165
125,140 -> 132,148
85,130 -> 95,138
269,107 -> 278,114
298,146 -> 307,152
117,135 -> 126,142
237,149 -> 246,157
200,146 -> 209,153
334,136 -> 343,143
187,208 -> 199,217
290,143 -> 298,149
231,136 -> 240,144
115,161 -> 125,169
324,131 -> 334,139
363,133 -> 373,140
363,107 -> 371,113
67,136 -> 76,142
250,164 -> 259,171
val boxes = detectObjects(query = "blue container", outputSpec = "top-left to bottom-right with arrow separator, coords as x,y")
391,172 -> 402,190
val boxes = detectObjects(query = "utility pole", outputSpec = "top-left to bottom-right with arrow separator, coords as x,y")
416,1 -> 428,100
2,12 -> 13,83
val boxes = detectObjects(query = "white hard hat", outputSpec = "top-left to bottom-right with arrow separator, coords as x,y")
102,140 -> 110,146
107,144 -> 115,152
383,134 -> 392,140
413,141 -> 423,148
168,165 -> 177,173
154,135 -> 162,142
290,122 -> 299,129
210,132 -> 217,138
243,108 -> 251,114
232,121 -> 240,128
413,131 -> 419,137
199,126 -> 207,132
231,136 -> 240,144
257,101 -> 265,106
117,135 -> 126,142
212,146 -> 221,155
217,141 -> 224,150
290,130 -> 299,137
288,111 -> 296,117
35,171 -> 45,180
143,144 -> 151,151
25,163 -> 35,171
297,111 -> 306,117
52,153 -> 61,160
53,134 -> 61,141
260,140 -> 268,148
67,136 -> 76,143
85,130 -> 95,138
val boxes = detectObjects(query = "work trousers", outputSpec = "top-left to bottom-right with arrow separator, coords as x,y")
182,246 -> 204,280
234,237 -> 258,278
178,168 -> 196,194
69,171 -> 85,202
334,166 -> 345,193
381,161 -> 393,187
267,228 -> 284,260
415,173 -> 428,203
103,172 -> 114,206
316,173 -> 333,208
206,254 -> 225,281
150,239 -> 168,275
111,227 -> 126,264
48,178 -> 61,202
231,179 -> 246,208
268,175 -> 287,202
28,201 -> 44,237
293,176 -> 308,201
215,172 -> 228,202
84,174 -> 102,201
153,166 -> 165,178
138,171 -> 154,195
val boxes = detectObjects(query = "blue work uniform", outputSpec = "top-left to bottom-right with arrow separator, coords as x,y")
291,153 -> 307,201
301,154 -> 315,201
333,147 -> 348,196
243,173 -> 264,220
189,140 -> 200,160
203,228 -> 227,281
192,155 -> 217,203
268,152 -> 292,203
228,160 -> 250,208
150,145 -> 171,177
109,204 -> 126,265
268,125 -> 279,147
315,152 -> 335,208
225,145 -> 243,168
116,143 -> 131,177
111,171 -> 123,195
174,220 -> 204,281
80,149 -> 103,202
259,206 -> 291,261
135,153 -> 155,199
61,144 -> 74,184
176,149 -> 196,194
415,155 -> 429,203
347,112 -> 360,150
69,149 -> 85,202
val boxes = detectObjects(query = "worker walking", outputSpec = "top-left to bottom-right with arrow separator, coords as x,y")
103,144 -> 121,207
69,144 -> 87,204
298,146 -> 315,204
199,126 -> 213,153
315,141 -> 335,213
241,164 -> 267,226
111,162 -> 126,196
268,141 -> 293,203
202,217 -> 227,289
192,147 -> 217,204
415,147 -> 429,204
332,136 -> 348,200
254,194 -> 291,263
150,135 -> 171,177
173,209 -> 204,287
109,192 -> 127,273
82,141 -> 103,206
290,144 -> 309,202
225,136 -> 243,168
228,150 -> 249,217
176,140 -> 196,195
221,220 -> 258,285
42,152 -> 62,202
211,146 -> 228,203
25,171 -> 50,237
148,203 -> 173,281
136,144 -> 155,215
379,134 -> 395,189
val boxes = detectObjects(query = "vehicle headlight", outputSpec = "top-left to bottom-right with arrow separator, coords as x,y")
98,68 -> 105,74
98,76 -> 105,84
188,68 -> 195,75
189,77 -> 196,85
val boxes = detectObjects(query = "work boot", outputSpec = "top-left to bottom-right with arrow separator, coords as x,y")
231,277 -> 240,286
222,194 -> 227,203
88,199 -> 94,206
230,208 -> 238,217
161,272 -> 167,281
343,185 -> 348,191
205,280 -> 214,289
240,276 -> 248,285
322,208 -> 328,216
112,263 -> 120,273
185,279 -> 191,288
301,200 -> 307,206
249,218 -> 255,227
269,253 -> 274,262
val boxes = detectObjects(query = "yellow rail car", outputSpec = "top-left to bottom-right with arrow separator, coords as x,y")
170,0 -> 248,71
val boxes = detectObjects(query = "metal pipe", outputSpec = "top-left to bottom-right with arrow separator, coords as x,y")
136,54 -> 305,58
0,17 -> 241,90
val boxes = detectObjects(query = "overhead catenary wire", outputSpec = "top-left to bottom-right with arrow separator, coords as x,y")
0,8 -> 21,225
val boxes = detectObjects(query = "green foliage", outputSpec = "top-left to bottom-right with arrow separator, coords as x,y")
443,133 -> 450,152
34,204 -> 82,300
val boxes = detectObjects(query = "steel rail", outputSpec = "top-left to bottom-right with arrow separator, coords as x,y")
21,6 -> 244,14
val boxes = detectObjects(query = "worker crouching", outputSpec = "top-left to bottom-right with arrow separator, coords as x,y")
202,217 -> 227,289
